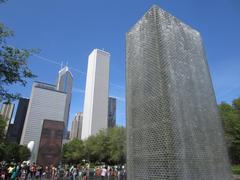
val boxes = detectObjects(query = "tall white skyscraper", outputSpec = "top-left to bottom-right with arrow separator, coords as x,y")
81,49 -> 110,140
70,112 -> 83,140
56,66 -> 73,135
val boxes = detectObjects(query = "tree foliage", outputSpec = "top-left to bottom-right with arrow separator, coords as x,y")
18,144 -> 31,161
0,2 -> 35,161
62,138 -> 85,164
0,114 -> 31,163
84,127 -> 126,165
84,133 -> 106,163
63,127 -> 126,165
0,142 -> 30,162
233,98 -> 240,112
219,97 -> 240,164
0,115 -> 6,143
0,0 -> 7,4
0,22 -> 37,102
85,130 -> 110,163
108,127 -> 126,165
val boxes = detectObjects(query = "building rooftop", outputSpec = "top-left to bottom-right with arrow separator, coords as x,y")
34,81 -> 67,94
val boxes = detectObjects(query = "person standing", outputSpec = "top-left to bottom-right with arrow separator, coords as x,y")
100,166 -> 107,180
30,163 -> 36,179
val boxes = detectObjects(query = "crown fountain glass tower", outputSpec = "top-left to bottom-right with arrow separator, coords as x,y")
126,5 -> 233,180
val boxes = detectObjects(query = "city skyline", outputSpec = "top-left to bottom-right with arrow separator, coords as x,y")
0,0 -> 240,128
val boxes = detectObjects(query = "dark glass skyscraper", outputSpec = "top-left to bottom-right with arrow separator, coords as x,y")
108,97 -> 116,128
126,5 -> 232,180
7,98 -> 29,143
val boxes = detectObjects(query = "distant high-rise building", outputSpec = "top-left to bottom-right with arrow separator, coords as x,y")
81,49 -> 110,139
56,66 -> 73,136
66,131 -> 70,139
70,112 -> 83,140
126,5 -> 232,180
108,97 -> 116,128
6,98 -> 29,143
0,102 -> 14,134
20,82 -> 68,162
6,124 -> 15,141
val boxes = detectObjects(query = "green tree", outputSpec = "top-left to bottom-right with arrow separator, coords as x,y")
83,127 -> 126,165
63,127 -> 126,165
0,1 -> 37,163
0,143 -> 30,162
4,143 -> 19,162
219,98 -> 240,164
0,115 -> 6,143
0,142 -> 6,160
233,98 -> 240,112
0,22 -> 37,102
18,144 -> 31,161
108,127 -> 126,165
62,138 -> 85,164
84,131 -> 109,164
0,0 -> 38,102
94,130 -> 110,163
84,135 -> 99,163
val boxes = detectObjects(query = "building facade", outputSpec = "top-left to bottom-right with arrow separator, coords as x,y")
70,112 -> 83,140
56,66 -> 73,136
20,82 -> 67,162
108,97 -> 116,128
81,49 -> 110,139
0,102 -> 14,134
37,119 -> 64,167
126,5 -> 232,180
6,98 -> 29,143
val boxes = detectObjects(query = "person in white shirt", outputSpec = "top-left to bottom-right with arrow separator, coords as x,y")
100,166 -> 107,180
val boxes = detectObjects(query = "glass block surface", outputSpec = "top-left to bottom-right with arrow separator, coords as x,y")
126,5 -> 233,180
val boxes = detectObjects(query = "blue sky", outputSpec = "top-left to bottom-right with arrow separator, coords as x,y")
0,0 -> 240,128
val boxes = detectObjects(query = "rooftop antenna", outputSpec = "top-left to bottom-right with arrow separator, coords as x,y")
60,61 -> 63,69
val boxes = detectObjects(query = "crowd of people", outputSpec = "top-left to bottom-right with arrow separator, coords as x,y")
0,161 -> 127,180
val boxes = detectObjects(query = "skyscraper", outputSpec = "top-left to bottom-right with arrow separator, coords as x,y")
70,112 -> 83,140
56,66 -> 73,135
6,98 -> 29,143
126,5 -> 232,180
81,49 -> 110,140
0,102 -> 14,134
20,82 -> 67,162
108,97 -> 116,128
